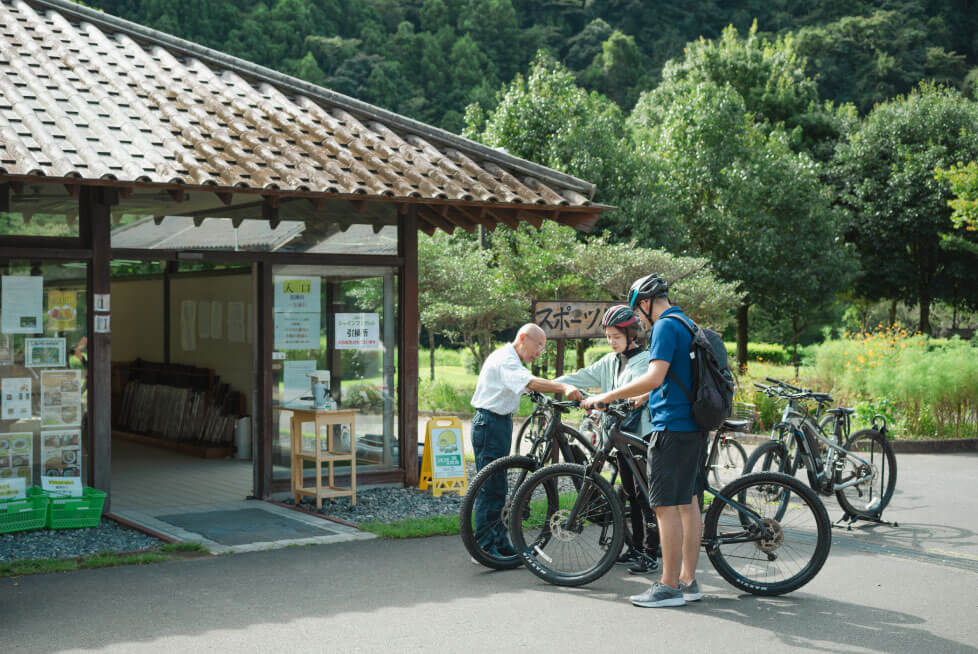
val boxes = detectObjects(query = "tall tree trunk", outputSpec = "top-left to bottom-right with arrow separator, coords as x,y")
919,271 -> 933,336
428,330 -> 435,381
577,338 -> 588,370
792,316 -> 801,380
736,302 -> 749,374
889,299 -> 897,328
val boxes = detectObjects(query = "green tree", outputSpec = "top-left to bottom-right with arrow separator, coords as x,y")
630,77 -> 847,371
935,161 -> 978,231
833,83 -> 978,334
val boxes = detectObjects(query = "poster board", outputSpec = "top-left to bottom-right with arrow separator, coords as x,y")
418,417 -> 468,497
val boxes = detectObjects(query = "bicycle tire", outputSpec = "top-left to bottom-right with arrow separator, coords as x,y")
513,412 -> 549,459
743,440 -> 796,477
835,428 -> 897,519
708,437 -> 748,489
459,455 -> 539,570
705,472 -> 831,596
509,463 -> 626,587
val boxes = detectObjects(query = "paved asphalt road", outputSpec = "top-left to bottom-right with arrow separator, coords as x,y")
3,452 -> 977,654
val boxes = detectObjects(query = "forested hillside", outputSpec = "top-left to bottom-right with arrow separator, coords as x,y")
90,0 -> 978,131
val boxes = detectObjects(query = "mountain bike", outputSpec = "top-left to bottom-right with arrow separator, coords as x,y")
459,391 -> 594,570
746,382 -> 897,527
507,400 -> 832,594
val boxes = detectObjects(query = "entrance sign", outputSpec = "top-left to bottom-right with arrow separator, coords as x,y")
335,313 -> 379,350
532,300 -> 620,339
419,417 -> 468,497
273,277 -> 321,350
274,277 -> 321,313
2,275 -> 43,334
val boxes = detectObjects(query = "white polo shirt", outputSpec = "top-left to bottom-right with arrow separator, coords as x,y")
470,343 -> 534,416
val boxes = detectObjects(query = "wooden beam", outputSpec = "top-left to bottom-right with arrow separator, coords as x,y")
452,205 -> 496,231
350,199 -> 367,213
484,207 -> 519,230
416,214 -> 436,235
399,205 -> 420,485
64,183 -> 80,199
438,205 -> 477,232
256,261 -> 274,498
167,188 -> 185,203
119,187 -> 133,200
417,205 -> 457,234
263,196 -> 280,229
308,197 -> 325,212
0,183 -> 8,212
215,191 -> 233,206
518,210 -> 543,229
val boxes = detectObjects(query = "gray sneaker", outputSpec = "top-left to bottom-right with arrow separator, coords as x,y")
680,579 -> 702,601
630,582 -> 685,608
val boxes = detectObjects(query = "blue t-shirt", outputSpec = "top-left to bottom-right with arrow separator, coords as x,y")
647,306 -> 698,431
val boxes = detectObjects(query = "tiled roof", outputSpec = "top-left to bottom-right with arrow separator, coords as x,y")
0,0 -> 597,216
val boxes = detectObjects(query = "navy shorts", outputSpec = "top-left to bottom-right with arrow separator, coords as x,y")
646,430 -> 707,507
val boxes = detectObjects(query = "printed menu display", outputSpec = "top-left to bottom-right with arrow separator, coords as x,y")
0,432 -> 34,484
41,429 -> 82,478
40,370 -> 83,427
2,377 -> 32,420
1,275 -> 43,334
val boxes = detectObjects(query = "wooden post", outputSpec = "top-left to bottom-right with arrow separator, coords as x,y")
399,206 -> 420,486
162,261 -> 176,363
256,261 -> 273,498
554,338 -> 566,400
81,186 -> 117,509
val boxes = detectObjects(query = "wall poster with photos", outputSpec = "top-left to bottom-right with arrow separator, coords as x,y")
0,432 -> 34,484
40,370 -> 83,427
41,429 -> 82,478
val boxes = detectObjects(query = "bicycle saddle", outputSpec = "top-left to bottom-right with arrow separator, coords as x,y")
825,407 -> 855,416
721,419 -> 751,432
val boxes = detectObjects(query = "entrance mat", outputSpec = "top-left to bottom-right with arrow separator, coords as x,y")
156,508 -> 338,546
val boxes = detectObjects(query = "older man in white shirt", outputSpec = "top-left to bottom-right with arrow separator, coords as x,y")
470,323 -> 582,557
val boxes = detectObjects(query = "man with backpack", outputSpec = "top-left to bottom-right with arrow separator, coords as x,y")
582,273 -> 732,608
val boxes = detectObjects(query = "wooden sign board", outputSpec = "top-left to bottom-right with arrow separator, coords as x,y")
532,300 -> 620,339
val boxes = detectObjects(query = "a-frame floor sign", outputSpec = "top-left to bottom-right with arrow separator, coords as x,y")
419,417 -> 468,497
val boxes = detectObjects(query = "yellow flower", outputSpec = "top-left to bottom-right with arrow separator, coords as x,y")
857,355 -> 866,364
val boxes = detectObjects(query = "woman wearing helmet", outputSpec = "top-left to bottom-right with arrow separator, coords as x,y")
553,304 -> 660,574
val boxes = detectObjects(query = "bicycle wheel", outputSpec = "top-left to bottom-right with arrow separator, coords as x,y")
835,428 -> 897,519
708,437 -> 748,489
513,411 -> 549,459
705,472 -> 831,596
459,455 -> 539,570
743,440 -> 795,477
509,463 -> 625,587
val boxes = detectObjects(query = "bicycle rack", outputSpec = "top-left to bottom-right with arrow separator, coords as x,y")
832,414 -> 899,531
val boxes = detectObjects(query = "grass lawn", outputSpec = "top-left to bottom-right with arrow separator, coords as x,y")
0,543 -> 210,578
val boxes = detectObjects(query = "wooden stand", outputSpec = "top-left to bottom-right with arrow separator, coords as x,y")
288,408 -> 357,509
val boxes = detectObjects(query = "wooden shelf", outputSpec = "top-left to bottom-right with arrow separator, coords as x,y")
293,452 -> 353,463
287,408 -> 358,509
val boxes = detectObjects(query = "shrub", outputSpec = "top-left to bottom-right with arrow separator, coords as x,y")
418,379 -> 473,413
584,345 -> 613,367
343,383 -> 384,412
724,342 -> 790,365
460,349 -> 479,375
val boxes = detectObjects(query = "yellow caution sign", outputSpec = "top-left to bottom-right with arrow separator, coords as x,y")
419,416 -> 468,497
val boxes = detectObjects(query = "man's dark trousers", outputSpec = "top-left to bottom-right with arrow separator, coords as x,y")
471,407 -> 513,553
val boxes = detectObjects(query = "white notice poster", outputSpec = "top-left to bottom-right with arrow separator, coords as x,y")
2,275 -> 44,333
335,313 -> 380,350
181,300 -> 196,351
0,432 -> 34,485
210,301 -> 223,340
41,429 -> 82,478
198,300 -> 211,339
1,377 -> 31,420
227,301 -> 245,343
283,360 -> 316,406
25,337 -> 66,368
274,313 -> 320,350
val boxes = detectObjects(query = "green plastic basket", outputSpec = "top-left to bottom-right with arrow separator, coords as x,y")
0,487 -> 49,534
46,487 -> 106,530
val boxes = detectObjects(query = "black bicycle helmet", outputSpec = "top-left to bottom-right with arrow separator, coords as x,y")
626,273 -> 668,309
601,304 -> 638,328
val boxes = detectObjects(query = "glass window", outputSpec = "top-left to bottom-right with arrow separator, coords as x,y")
271,265 -> 399,481
0,260 -> 88,490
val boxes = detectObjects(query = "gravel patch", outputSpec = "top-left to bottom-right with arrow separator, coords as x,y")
0,519 -> 164,562
288,462 -> 480,525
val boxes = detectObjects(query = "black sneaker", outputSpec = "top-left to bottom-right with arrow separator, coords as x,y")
616,547 -> 639,565
628,553 -> 659,575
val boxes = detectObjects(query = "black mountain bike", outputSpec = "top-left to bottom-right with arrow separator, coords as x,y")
746,382 -> 897,527
459,391 -> 594,570
507,400 -> 832,594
